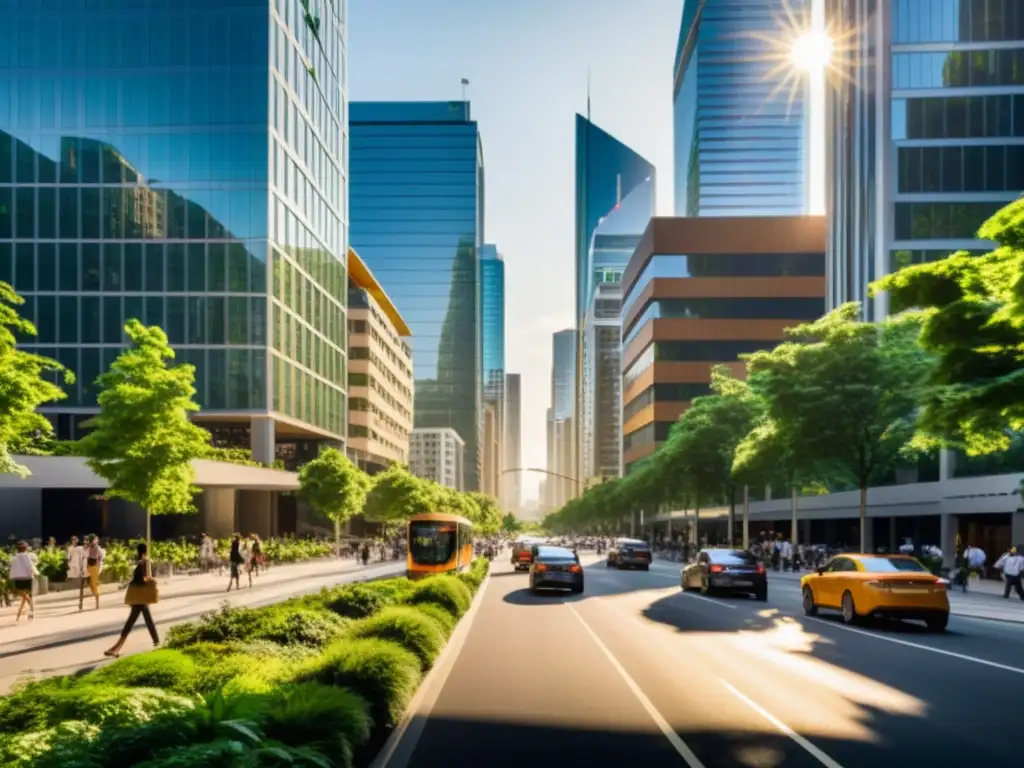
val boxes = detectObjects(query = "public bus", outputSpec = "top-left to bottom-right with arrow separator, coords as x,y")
406,513 -> 474,579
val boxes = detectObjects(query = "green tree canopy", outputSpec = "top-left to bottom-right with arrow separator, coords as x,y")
744,303 -> 931,551
363,464 -> 438,522
872,198 -> 1024,455
467,492 -> 503,534
0,282 -> 74,476
298,447 -> 369,527
78,320 -> 212,538
501,512 -> 521,534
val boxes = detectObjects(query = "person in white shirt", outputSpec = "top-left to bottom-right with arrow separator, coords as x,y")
994,547 -> 1024,600
9,541 -> 38,622
964,544 -> 987,579
898,538 -> 915,555
780,539 -> 794,571
199,533 -> 215,573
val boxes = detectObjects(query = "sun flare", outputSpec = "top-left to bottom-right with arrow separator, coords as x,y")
790,30 -> 834,71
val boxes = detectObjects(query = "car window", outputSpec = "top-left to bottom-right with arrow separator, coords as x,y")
708,551 -> 758,565
824,558 -> 847,573
861,557 -> 929,573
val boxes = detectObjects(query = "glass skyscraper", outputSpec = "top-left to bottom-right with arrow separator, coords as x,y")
674,0 -> 810,217
0,0 -> 348,463
826,0 -> 1024,321
480,244 -> 505,407
349,101 -> 485,491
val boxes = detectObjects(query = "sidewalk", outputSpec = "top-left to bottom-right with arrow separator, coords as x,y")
0,557 -> 405,694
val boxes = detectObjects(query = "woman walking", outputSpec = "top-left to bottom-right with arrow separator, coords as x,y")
85,535 -> 104,609
104,543 -> 159,658
227,534 -> 245,592
248,534 -> 263,582
9,542 -> 37,622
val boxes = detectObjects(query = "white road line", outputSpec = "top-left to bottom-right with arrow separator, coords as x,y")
804,616 -> 1024,676
718,679 -> 845,768
681,592 -> 737,609
568,605 -> 706,768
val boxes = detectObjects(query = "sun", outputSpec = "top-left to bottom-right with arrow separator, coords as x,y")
790,30 -> 834,71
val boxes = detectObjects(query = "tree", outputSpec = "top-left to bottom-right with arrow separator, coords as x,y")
78,320 -> 212,545
467,492 -> 503,534
363,464 -> 438,522
298,447 -> 369,555
0,282 -> 74,476
501,512 -> 522,534
744,303 -> 932,552
872,199 -> 1024,456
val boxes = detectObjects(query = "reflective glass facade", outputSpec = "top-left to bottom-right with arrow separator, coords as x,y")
0,0 -> 348,442
826,0 -> 1023,320
349,101 -> 484,491
551,329 -> 576,421
575,115 -> 654,324
480,244 -> 505,405
674,0 -> 810,217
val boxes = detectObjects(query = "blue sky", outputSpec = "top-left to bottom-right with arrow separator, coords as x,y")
348,0 -> 681,503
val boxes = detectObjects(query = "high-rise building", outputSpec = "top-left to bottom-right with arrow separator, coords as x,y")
502,373 -> 522,513
349,101 -> 485,491
481,402 -> 500,497
674,0 -> 811,217
826,0 -> 1024,321
0,1 -> 349,465
409,427 -> 465,491
548,329 -> 577,506
480,244 -> 505,499
621,216 -> 825,473
575,116 -> 655,485
346,248 -> 413,475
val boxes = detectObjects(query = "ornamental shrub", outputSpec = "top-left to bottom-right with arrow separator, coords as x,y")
350,606 -> 447,670
406,575 -> 472,619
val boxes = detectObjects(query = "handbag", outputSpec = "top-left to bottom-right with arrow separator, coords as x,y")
124,561 -> 159,605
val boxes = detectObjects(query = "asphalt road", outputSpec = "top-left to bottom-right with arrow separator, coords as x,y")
384,555 -> 1024,768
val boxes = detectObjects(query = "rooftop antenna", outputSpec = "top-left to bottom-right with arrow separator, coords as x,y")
461,77 -> 470,101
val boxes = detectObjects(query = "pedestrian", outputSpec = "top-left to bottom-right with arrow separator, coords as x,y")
249,534 -> 262,579
85,535 -> 104,609
198,533 -> 214,573
995,546 -> 1024,601
227,534 -> 245,591
104,542 -> 159,658
361,541 -> 370,567
9,541 -> 37,622
67,536 -> 87,611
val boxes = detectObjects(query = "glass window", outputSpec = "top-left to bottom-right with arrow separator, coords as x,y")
58,188 -> 78,238
166,297 -> 186,344
409,522 -> 457,566
14,243 -> 34,292
81,188 -> 100,238
228,243 -> 249,291
188,297 -> 206,344
102,244 -> 122,292
228,349 -> 250,409
58,244 -> 78,292
58,297 -> 78,344
207,243 -> 226,291
0,243 -> 11,284
15,187 -> 34,238
103,296 -> 122,343
36,296 -> 56,344
228,296 -> 249,344
36,243 -> 56,292
166,244 -> 185,291
187,244 -> 206,292
81,297 -> 100,343
38,188 -> 56,238
144,244 -> 164,292
145,296 -> 164,329
123,244 -> 142,291
207,349 -> 226,408
80,348 -> 101,406
862,557 -> 929,573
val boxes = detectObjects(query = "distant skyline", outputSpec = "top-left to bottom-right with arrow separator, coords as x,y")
349,0 -> 679,502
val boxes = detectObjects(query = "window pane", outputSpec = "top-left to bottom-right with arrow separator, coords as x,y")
38,188 -> 56,238
208,242 -> 226,291
36,243 -> 56,291
145,296 -> 164,329
187,244 -> 205,292
103,296 -> 122,343
228,349 -> 250,409
207,348 -> 226,408
145,244 -> 164,291
58,244 -> 78,291
0,243 -> 11,283
80,347 -> 101,406
58,297 -> 78,344
14,243 -> 34,292
228,296 -> 249,344
166,296 -> 185,343
81,296 -> 100,343
36,295 -> 56,344
102,244 -> 122,291
124,243 -> 143,291
167,244 -> 185,291
82,244 -> 100,290
206,296 -> 225,344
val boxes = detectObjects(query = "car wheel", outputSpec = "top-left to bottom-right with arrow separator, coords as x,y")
641,565 -> 650,571
701,579 -> 714,597
841,590 -> 858,624
802,586 -> 818,616
755,587 -> 768,602
606,558 -> 613,568
571,582 -> 584,594
926,613 -> 949,632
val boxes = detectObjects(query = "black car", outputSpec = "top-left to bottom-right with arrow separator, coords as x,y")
681,548 -> 767,600
530,546 -> 584,594
606,538 -> 651,570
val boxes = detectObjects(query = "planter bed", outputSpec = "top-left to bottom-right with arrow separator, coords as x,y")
0,557 -> 489,768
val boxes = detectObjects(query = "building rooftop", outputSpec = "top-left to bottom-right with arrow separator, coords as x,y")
348,247 -> 411,337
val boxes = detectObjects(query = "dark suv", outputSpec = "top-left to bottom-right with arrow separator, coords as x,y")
606,538 -> 651,570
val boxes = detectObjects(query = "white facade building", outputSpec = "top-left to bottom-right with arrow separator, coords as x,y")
409,428 -> 465,491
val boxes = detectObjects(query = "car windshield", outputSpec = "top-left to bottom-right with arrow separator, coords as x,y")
621,541 -> 648,549
537,546 -> 575,561
409,522 -> 457,566
862,557 -> 930,573
709,551 -> 758,565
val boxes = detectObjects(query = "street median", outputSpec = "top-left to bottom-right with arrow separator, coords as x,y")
0,556 -> 491,768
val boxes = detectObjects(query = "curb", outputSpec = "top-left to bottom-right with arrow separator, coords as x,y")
370,563 -> 492,768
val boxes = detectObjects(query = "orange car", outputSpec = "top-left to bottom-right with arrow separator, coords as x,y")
800,554 -> 950,632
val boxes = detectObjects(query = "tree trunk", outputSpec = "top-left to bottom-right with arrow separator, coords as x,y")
742,485 -> 750,550
146,510 -> 151,553
859,483 -> 868,553
728,486 -> 736,546
693,503 -> 701,548
791,487 -> 799,549
334,519 -> 341,558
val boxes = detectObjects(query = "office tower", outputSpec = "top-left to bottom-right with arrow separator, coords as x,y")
481,402 -> 500,497
548,329 -> 578,507
543,407 -> 556,510
621,216 -> 825,473
409,427 -> 465,491
503,373 -> 522,513
0,1 -> 348,465
674,0 -> 811,216
575,116 -> 655,485
349,102 -> 485,491
827,0 -> 1024,321
480,244 -> 505,499
346,248 -> 413,475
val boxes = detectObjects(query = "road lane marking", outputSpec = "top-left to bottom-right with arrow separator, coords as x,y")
718,679 -> 846,768
372,571 -> 493,768
568,605 -> 706,768
681,592 -> 737,609
804,616 -> 1024,676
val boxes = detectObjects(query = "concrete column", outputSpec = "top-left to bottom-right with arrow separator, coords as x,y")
1011,511 -> 1024,548
940,513 -> 958,570
202,488 -> 237,538
939,448 -> 953,481
251,416 -> 276,466
861,517 -> 874,554
238,490 -> 273,539
742,485 -> 750,550
888,516 -> 897,553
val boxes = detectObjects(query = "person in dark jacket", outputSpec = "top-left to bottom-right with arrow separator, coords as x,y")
227,534 -> 244,591
104,542 -> 158,658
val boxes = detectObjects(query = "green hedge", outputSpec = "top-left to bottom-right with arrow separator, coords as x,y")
0,557 -> 491,768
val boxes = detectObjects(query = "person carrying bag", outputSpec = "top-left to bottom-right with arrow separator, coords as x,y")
104,542 -> 160,658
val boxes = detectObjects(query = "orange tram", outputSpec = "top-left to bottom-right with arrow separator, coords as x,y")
406,513 -> 474,580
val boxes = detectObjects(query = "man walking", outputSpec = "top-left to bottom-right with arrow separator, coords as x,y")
995,546 -> 1024,600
